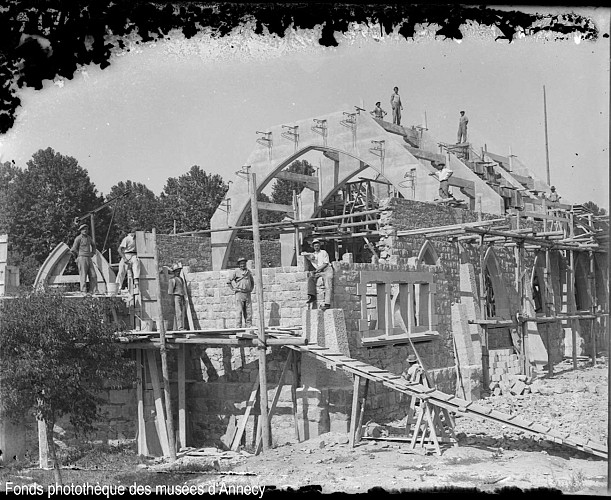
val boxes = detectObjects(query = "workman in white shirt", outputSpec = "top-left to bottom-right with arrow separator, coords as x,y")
115,227 -> 141,291
301,238 -> 333,310
429,163 -> 454,199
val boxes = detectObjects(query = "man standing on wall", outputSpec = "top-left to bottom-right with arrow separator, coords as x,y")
370,101 -> 387,120
457,110 -> 469,144
115,226 -> 141,292
227,257 -> 254,328
390,87 -> 403,126
70,223 -> 98,294
547,186 -> 560,202
302,239 -> 333,311
429,163 -> 454,199
168,263 -> 187,330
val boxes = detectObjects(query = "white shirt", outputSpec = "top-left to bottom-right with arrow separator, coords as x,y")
310,249 -> 330,269
119,234 -> 137,254
439,166 -> 454,182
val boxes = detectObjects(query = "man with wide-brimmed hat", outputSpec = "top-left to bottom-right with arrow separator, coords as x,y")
227,257 -> 254,328
403,354 -> 427,386
115,225 -> 141,292
70,223 -> 98,294
168,263 -> 187,330
301,238 -> 333,310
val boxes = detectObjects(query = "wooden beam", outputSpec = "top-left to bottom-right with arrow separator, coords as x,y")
257,202 -> 295,215
177,345 -> 187,451
349,375 -> 361,448
136,349 -> 148,456
404,146 -> 445,164
397,219 -> 505,237
231,375 -> 260,451
146,350 -> 171,457
275,171 -> 319,190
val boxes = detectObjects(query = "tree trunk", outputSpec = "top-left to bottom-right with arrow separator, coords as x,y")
45,418 -> 62,485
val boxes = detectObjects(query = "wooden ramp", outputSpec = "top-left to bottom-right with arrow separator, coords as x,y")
291,344 -> 608,459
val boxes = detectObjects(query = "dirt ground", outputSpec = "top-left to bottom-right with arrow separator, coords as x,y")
1,358 -> 608,495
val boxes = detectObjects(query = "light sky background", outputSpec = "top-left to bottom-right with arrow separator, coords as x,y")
1,7 -> 609,210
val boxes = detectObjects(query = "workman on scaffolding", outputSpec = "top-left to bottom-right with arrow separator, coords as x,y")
370,101 -> 387,120
403,354 -> 430,388
168,263 -> 187,330
302,238 -> 333,311
227,257 -> 254,328
547,186 -> 560,203
70,223 -> 99,295
115,226 -> 141,292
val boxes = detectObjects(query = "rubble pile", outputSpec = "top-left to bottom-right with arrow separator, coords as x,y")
488,349 -> 532,396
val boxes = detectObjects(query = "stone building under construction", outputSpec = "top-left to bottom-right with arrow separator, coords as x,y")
1,109 -> 608,460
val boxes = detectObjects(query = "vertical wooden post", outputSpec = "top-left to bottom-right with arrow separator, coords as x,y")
515,241 -> 526,374
146,350 -> 170,457
136,349 -> 148,456
349,375 -> 361,448
569,249 -> 577,371
178,344 -> 187,450
38,419 -> 48,468
292,191 -> 300,260
478,235 -> 489,391
545,249 -> 554,376
250,172 -> 270,452
589,250 -> 597,364
291,351 -> 300,441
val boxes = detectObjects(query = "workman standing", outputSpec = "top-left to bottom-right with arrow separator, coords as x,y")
370,101 -> 387,120
227,257 -> 255,328
457,110 -> 469,143
429,163 -> 454,199
302,238 -> 333,310
547,186 -> 560,202
70,223 -> 98,294
168,263 -> 187,330
115,226 -> 141,291
390,86 -> 403,126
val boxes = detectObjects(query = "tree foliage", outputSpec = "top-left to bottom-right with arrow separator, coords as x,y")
158,165 -> 228,233
0,160 -> 20,234
104,180 -> 162,253
0,289 -> 134,481
271,159 -> 316,206
582,201 -> 607,216
5,148 -> 108,284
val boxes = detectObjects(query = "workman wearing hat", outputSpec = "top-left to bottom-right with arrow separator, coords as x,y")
115,226 -> 141,292
403,354 -> 427,386
227,257 -> 255,328
70,223 -> 99,294
547,186 -> 560,203
370,101 -> 387,120
168,263 -> 187,330
302,238 -> 333,310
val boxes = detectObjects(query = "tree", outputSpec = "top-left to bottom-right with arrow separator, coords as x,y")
158,165 -> 228,233
104,180 -> 162,254
271,159 -> 316,206
6,148 -> 108,284
582,201 -> 607,216
0,290 -> 134,484
0,160 -> 20,234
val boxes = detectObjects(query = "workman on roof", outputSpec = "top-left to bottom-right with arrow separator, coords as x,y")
115,226 -> 141,292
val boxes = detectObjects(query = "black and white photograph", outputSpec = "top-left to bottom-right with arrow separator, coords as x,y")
0,3 -> 609,496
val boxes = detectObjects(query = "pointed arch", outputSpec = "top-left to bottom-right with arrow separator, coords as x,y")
34,242 -> 115,292
417,240 -> 439,266
482,247 -> 510,320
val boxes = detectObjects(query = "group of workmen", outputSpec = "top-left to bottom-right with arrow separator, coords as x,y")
369,86 -> 469,144
69,225 -> 333,331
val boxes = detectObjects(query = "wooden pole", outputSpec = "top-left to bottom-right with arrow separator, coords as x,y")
250,172 -> 270,452
479,235 -> 490,392
157,292 -> 177,460
545,249 -> 554,376
569,249 -> 577,371
89,213 -> 96,244
543,85 -> 551,186
589,250 -> 597,364
178,344 -> 187,450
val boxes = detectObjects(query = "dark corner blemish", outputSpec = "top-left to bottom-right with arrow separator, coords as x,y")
0,3 -> 600,134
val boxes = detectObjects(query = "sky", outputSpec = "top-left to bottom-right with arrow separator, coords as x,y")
0,7 -> 609,210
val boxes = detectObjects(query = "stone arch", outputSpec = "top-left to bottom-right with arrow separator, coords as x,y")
482,247 -> 510,320
34,242 -> 115,292
212,145 -> 394,270
417,240 -> 439,266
